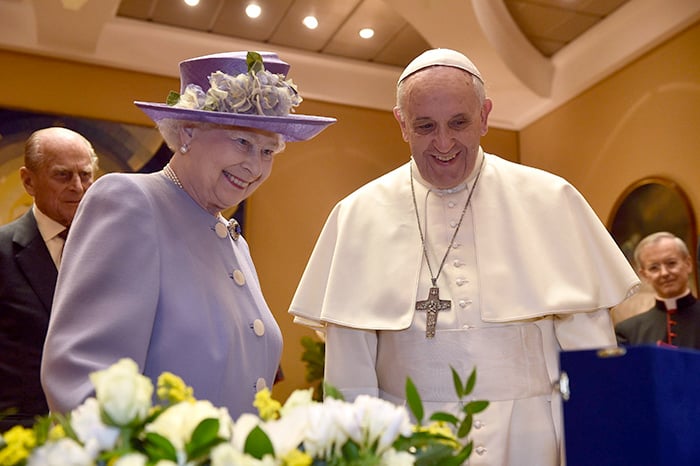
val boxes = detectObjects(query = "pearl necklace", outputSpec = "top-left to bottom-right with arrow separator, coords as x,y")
163,163 -> 242,241
163,164 -> 183,189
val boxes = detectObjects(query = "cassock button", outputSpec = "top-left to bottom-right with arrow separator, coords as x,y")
459,300 -> 470,308
474,420 -> 484,429
475,446 -> 487,455
256,377 -> 267,392
253,319 -> 265,336
448,201 -> 456,208
232,269 -> 246,286
215,222 -> 228,238
456,277 -> 467,286
450,220 -> 457,228
453,260 -> 463,267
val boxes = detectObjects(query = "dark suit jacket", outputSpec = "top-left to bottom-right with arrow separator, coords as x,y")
615,293 -> 700,349
0,209 -> 57,429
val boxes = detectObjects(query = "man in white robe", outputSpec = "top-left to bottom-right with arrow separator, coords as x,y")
289,48 -> 639,466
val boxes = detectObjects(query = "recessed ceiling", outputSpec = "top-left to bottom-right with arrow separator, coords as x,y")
504,0 -> 630,57
116,0 -> 628,67
116,0 -> 432,67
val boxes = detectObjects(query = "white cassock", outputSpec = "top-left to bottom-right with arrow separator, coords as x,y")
289,149 -> 640,466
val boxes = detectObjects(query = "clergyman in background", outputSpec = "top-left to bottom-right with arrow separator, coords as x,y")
616,231 -> 700,349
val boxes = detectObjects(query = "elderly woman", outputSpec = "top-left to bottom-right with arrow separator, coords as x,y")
41,51 -> 335,417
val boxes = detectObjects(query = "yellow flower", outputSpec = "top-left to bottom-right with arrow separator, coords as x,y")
414,421 -> 460,448
47,424 -> 66,441
0,425 -> 36,465
157,372 -> 194,405
282,448 -> 312,466
253,388 -> 281,421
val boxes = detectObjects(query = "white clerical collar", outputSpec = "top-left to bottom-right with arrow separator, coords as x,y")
410,147 -> 485,194
658,290 -> 692,310
32,204 -> 66,241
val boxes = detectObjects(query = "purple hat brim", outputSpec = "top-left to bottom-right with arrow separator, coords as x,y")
134,101 -> 336,142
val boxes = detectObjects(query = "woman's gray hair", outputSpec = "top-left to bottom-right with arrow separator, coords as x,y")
156,119 -> 285,153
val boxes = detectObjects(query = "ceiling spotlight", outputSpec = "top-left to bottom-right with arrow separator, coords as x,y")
183,0 -> 199,6
359,28 -> 374,39
303,15 -> 319,30
245,3 -> 262,18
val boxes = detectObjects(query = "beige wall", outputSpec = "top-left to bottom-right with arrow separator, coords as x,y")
0,20 -> 696,401
520,22 -> 700,229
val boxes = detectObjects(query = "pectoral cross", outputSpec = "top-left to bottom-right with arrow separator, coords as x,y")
415,286 -> 451,338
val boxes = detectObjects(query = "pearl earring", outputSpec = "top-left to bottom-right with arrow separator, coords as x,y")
179,143 -> 190,154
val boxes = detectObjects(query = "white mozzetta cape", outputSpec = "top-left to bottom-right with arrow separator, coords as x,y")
290,152 -> 639,331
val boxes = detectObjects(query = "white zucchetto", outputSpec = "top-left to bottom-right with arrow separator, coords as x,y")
398,48 -> 484,84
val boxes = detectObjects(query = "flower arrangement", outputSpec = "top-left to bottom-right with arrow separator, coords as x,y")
0,358 -> 488,466
167,51 -> 303,117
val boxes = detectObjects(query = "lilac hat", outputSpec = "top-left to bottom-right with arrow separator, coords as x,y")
398,48 -> 483,84
135,51 -> 336,142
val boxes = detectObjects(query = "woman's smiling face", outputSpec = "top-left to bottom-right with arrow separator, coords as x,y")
182,125 -> 284,214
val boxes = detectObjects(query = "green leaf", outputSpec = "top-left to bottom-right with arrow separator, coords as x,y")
429,411 -> 459,425
166,91 -> 181,106
405,377 -> 424,424
246,51 -> 265,74
142,432 -> 178,462
465,400 -> 489,415
244,425 -> 274,459
186,418 -> 222,459
442,441 -> 474,466
341,440 -> 361,460
323,382 -> 345,401
451,367 -> 465,398
412,442 -> 458,466
464,368 -> 477,395
456,414 -> 473,439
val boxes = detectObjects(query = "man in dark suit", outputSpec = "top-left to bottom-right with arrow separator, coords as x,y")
616,232 -> 700,349
0,127 -> 97,430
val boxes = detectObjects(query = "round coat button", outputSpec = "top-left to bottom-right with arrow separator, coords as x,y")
232,269 -> 246,286
253,319 -> 265,336
215,222 -> 228,238
256,377 -> 267,392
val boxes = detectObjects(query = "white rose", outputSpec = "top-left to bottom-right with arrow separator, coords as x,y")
279,388 -> 314,418
353,396 -> 413,454
70,397 -> 120,458
27,438 -> 92,466
113,452 -> 148,466
211,443 -> 276,466
258,405 -> 310,457
89,358 -> 153,426
302,399 -> 354,458
381,448 -> 416,466
145,400 -> 233,451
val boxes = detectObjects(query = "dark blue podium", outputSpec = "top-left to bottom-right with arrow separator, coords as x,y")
560,345 -> 700,466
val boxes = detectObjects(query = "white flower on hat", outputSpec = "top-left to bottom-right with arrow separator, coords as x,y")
174,52 -> 302,118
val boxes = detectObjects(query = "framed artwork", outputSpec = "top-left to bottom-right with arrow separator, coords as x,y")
0,108 -> 168,225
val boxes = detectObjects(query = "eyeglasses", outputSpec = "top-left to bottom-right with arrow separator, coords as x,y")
643,259 -> 684,275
